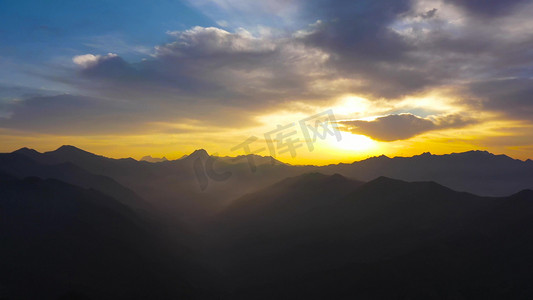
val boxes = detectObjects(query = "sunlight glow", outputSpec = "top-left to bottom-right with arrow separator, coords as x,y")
330,131 -> 377,152
332,95 -> 371,118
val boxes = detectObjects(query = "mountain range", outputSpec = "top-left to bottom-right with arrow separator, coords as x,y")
1,145 -> 533,299
10,146 -> 533,203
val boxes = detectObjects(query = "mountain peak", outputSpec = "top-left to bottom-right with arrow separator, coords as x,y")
12,147 -> 42,161
231,154 -> 287,166
454,150 -> 493,157
13,147 -> 40,155
48,145 -> 100,159
55,145 -> 86,153
179,149 -> 210,161
329,173 -> 346,180
369,176 -> 402,185
369,154 -> 390,160
190,149 -> 209,157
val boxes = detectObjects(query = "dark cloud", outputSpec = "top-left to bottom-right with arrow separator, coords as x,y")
80,54 -> 139,80
0,94 -> 141,134
0,92 -> 262,134
339,113 -> 474,141
0,84 -> 60,101
297,0 -> 429,98
300,0 -> 412,56
465,78 -> 533,119
420,8 -> 438,19
444,0 -> 526,18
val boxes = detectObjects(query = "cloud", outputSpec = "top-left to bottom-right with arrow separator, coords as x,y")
0,92 -> 263,135
17,0 -> 533,137
72,26 -> 333,109
291,0 -> 533,103
293,0 -> 429,98
75,53 -> 140,83
73,53 -> 118,68
464,78 -> 533,119
420,8 -> 438,19
161,26 -> 276,55
0,94 -> 139,134
339,113 -> 474,141
71,0 -> 533,108
443,0 -> 526,18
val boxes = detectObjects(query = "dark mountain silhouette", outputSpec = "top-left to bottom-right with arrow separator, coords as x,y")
0,176 -> 202,300
12,146 -> 533,226
4,145 -> 533,298
204,173 -> 533,298
13,145 -> 147,180
12,146 -> 311,222
0,152 -> 149,213
14,147 -> 533,202
212,173 -> 364,232
320,150 -> 533,196
181,149 -> 209,161
12,146 -> 214,220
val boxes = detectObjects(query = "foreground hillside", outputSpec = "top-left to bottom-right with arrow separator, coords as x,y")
204,174 -> 533,298
0,175 -> 205,299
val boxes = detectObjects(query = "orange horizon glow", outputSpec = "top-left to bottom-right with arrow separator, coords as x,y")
2,93 -> 533,165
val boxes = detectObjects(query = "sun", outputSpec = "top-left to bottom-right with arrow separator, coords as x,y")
328,131 -> 378,152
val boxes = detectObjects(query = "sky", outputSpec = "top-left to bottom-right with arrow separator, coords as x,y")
1,0 -> 533,164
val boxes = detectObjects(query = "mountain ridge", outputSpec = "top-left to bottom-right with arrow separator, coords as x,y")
14,145 -> 532,165
8,145 -> 533,209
